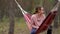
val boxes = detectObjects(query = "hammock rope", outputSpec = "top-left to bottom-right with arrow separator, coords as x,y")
51,0 -> 60,12
15,0 -> 60,34
15,0 -> 28,14
15,0 -> 32,31
36,0 -> 60,34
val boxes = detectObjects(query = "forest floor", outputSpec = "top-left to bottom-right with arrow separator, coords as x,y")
0,17 -> 60,34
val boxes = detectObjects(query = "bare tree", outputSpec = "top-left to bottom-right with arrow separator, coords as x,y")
7,0 -> 15,34
53,0 -> 58,28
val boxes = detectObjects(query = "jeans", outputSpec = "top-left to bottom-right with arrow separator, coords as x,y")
31,28 -> 37,34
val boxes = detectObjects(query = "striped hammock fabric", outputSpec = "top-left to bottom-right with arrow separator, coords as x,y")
15,0 -> 60,34
15,0 -> 32,31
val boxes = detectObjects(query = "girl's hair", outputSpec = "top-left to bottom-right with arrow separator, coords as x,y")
34,6 -> 42,14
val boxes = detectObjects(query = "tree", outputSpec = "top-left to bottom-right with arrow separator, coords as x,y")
7,0 -> 15,34
53,0 -> 58,28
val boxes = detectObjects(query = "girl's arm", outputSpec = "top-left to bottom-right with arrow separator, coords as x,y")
31,15 -> 39,29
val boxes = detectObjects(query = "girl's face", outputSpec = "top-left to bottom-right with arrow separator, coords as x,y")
38,7 -> 44,14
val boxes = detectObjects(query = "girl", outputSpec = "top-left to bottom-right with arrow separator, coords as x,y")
31,6 -> 45,34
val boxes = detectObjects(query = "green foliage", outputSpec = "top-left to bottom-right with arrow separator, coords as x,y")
48,0 -> 55,4
0,0 -> 60,34
49,0 -> 54,2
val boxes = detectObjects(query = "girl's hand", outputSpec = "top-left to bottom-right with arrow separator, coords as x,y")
32,25 -> 39,29
36,26 -> 39,29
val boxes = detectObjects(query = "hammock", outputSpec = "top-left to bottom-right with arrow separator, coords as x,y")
15,0 -> 32,31
15,0 -> 60,34
36,1 -> 60,34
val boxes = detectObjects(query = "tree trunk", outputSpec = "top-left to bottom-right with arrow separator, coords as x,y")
54,0 -> 58,28
58,4 -> 60,26
7,0 -> 15,34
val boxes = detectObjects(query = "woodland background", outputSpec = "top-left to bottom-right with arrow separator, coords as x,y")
0,0 -> 60,34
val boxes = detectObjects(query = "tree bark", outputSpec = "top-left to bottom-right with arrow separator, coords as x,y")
54,0 -> 58,28
7,0 -> 15,34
